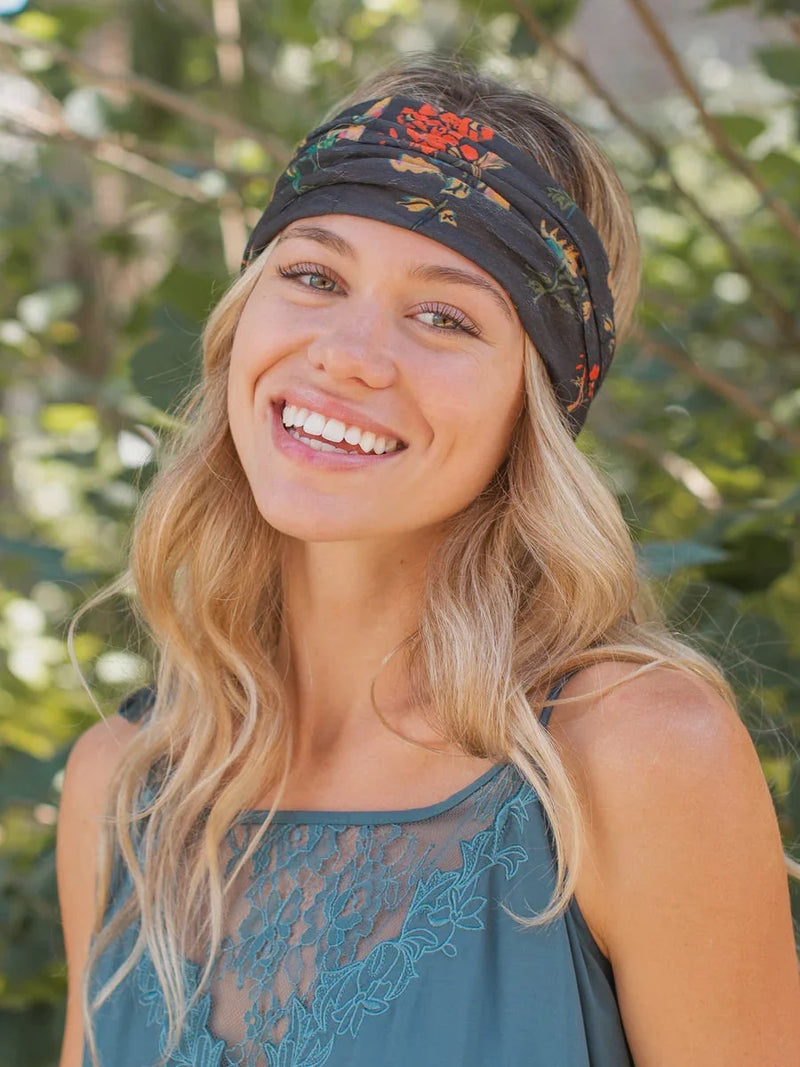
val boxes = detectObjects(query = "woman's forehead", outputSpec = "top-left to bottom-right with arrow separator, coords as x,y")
279,213 -> 490,268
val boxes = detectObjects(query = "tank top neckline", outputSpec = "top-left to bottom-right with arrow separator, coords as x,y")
235,760 -> 513,826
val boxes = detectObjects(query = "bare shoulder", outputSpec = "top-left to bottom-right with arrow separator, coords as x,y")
57,711 -> 141,1067
63,710 -> 142,811
548,661 -> 800,1067
549,659 -> 751,777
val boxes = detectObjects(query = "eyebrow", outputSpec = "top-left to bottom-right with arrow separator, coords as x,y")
276,224 -> 355,258
275,224 -> 515,323
407,264 -> 514,323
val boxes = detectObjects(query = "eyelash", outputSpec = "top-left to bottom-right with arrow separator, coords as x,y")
276,262 -> 481,337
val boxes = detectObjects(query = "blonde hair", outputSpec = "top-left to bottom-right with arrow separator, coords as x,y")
73,56 -> 798,1064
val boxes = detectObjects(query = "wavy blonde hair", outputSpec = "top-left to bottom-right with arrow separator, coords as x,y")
72,57 -> 798,1065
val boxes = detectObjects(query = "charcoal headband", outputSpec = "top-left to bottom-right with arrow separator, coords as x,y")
242,95 -> 617,434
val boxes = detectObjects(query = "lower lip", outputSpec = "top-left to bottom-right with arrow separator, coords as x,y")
269,403 -> 405,470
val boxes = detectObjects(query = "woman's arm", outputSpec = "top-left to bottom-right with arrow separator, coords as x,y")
56,714 -> 139,1067
552,664 -> 800,1067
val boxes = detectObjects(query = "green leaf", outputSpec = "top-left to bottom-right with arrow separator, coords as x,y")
762,0 -> 800,13
776,487 -> 800,514
0,1004 -> 65,1066
757,47 -> 800,88
129,307 -> 201,414
637,540 -> 728,577
755,151 -> 800,201
0,536 -> 91,586
704,531 -> 794,592
711,113 -> 766,150
155,264 -> 219,322
0,749 -> 65,806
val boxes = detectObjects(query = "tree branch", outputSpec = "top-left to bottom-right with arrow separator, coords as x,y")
0,23 -> 289,161
0,111 -> 213,203
507,0 -> 797,340
632,329 -> 800,450
616,430 -> 723,510
0,110 -> 260,188
626,0 -> 800,243
211,0 -> 248,272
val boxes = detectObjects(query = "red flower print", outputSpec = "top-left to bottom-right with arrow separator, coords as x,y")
568,353 -> 599,412
392,103 -> 495,162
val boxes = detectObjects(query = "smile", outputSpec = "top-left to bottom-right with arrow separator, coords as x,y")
281,403 -> 405,456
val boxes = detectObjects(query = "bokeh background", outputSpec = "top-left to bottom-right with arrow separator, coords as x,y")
1,0 -> 799,1062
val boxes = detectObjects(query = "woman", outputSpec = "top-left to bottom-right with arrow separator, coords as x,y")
57,58 -> 800,1067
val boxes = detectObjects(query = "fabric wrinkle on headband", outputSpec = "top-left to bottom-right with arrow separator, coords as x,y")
242,95 -> 617,434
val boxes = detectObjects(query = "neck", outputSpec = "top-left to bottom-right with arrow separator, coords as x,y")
275,531 -> 442,766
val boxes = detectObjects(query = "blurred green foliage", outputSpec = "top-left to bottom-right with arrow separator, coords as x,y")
1,0 -> 799,1062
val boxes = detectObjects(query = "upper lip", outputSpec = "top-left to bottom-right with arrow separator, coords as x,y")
274,390 -> 407,445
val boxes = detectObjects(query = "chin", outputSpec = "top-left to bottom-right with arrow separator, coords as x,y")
250,493 -> 382,544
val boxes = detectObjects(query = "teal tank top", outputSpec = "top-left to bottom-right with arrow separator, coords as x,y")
84,680 -> 633,1066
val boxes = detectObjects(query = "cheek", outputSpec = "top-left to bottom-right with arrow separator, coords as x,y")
413,359 -> 523,514
432,357 -> 524,455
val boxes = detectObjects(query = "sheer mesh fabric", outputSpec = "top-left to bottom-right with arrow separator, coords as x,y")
133,764 -> 529,1067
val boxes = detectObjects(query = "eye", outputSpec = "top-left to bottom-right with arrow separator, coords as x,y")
416,302 -> 480,337
277,262 -> 339,291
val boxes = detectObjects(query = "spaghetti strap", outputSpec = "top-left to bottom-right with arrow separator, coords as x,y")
538,671 -> 579,729
117,685 -> 157,724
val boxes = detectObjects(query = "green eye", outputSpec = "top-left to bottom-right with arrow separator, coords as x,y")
277,263 -> 339,291
417,302 -> 480,337
429,311 -> 459,329
307,274 -> 336,291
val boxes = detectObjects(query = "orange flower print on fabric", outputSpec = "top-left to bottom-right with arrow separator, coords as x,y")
392,103 -> 495,162
398,195 -> 457,226
567,353 -> 601,413
540,222 -> 583,281
389,154 -> 510,211
359,97 -> 392,120
334,124 -> 366,144
389,153 -> 443,177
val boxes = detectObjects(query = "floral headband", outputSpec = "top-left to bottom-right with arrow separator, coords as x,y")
242,96 -> 617,434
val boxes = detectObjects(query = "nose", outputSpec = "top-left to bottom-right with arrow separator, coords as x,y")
305,304 -> 398,389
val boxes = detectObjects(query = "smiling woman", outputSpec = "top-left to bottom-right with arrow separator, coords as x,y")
227,216 -> 526,541
58,56 -> 799,1067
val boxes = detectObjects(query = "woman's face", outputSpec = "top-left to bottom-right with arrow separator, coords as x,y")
228,214 -> 526,543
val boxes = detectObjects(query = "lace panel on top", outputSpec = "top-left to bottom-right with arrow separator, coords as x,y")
138,764 -> 531,1067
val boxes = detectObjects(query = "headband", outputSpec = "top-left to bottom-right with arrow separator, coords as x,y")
242,95 -> 617,433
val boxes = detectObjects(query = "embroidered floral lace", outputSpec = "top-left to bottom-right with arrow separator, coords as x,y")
133,764 -> 529,1067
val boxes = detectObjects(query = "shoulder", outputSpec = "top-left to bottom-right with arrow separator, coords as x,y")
63,703 -> 144,816
548,660 -> 775,917
57,702 -> 145,1066
58,704 -> 144,894
62,686 -> 155,815
58,691 -> 149,913
548,662 -> 800,1064
549,660 -> 757,804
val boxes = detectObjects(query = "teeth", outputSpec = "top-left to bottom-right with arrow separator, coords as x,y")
321,418 -> 346,443
281,403 -> 402,456
289,431 -> 354,454
303,412 -> 326,436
